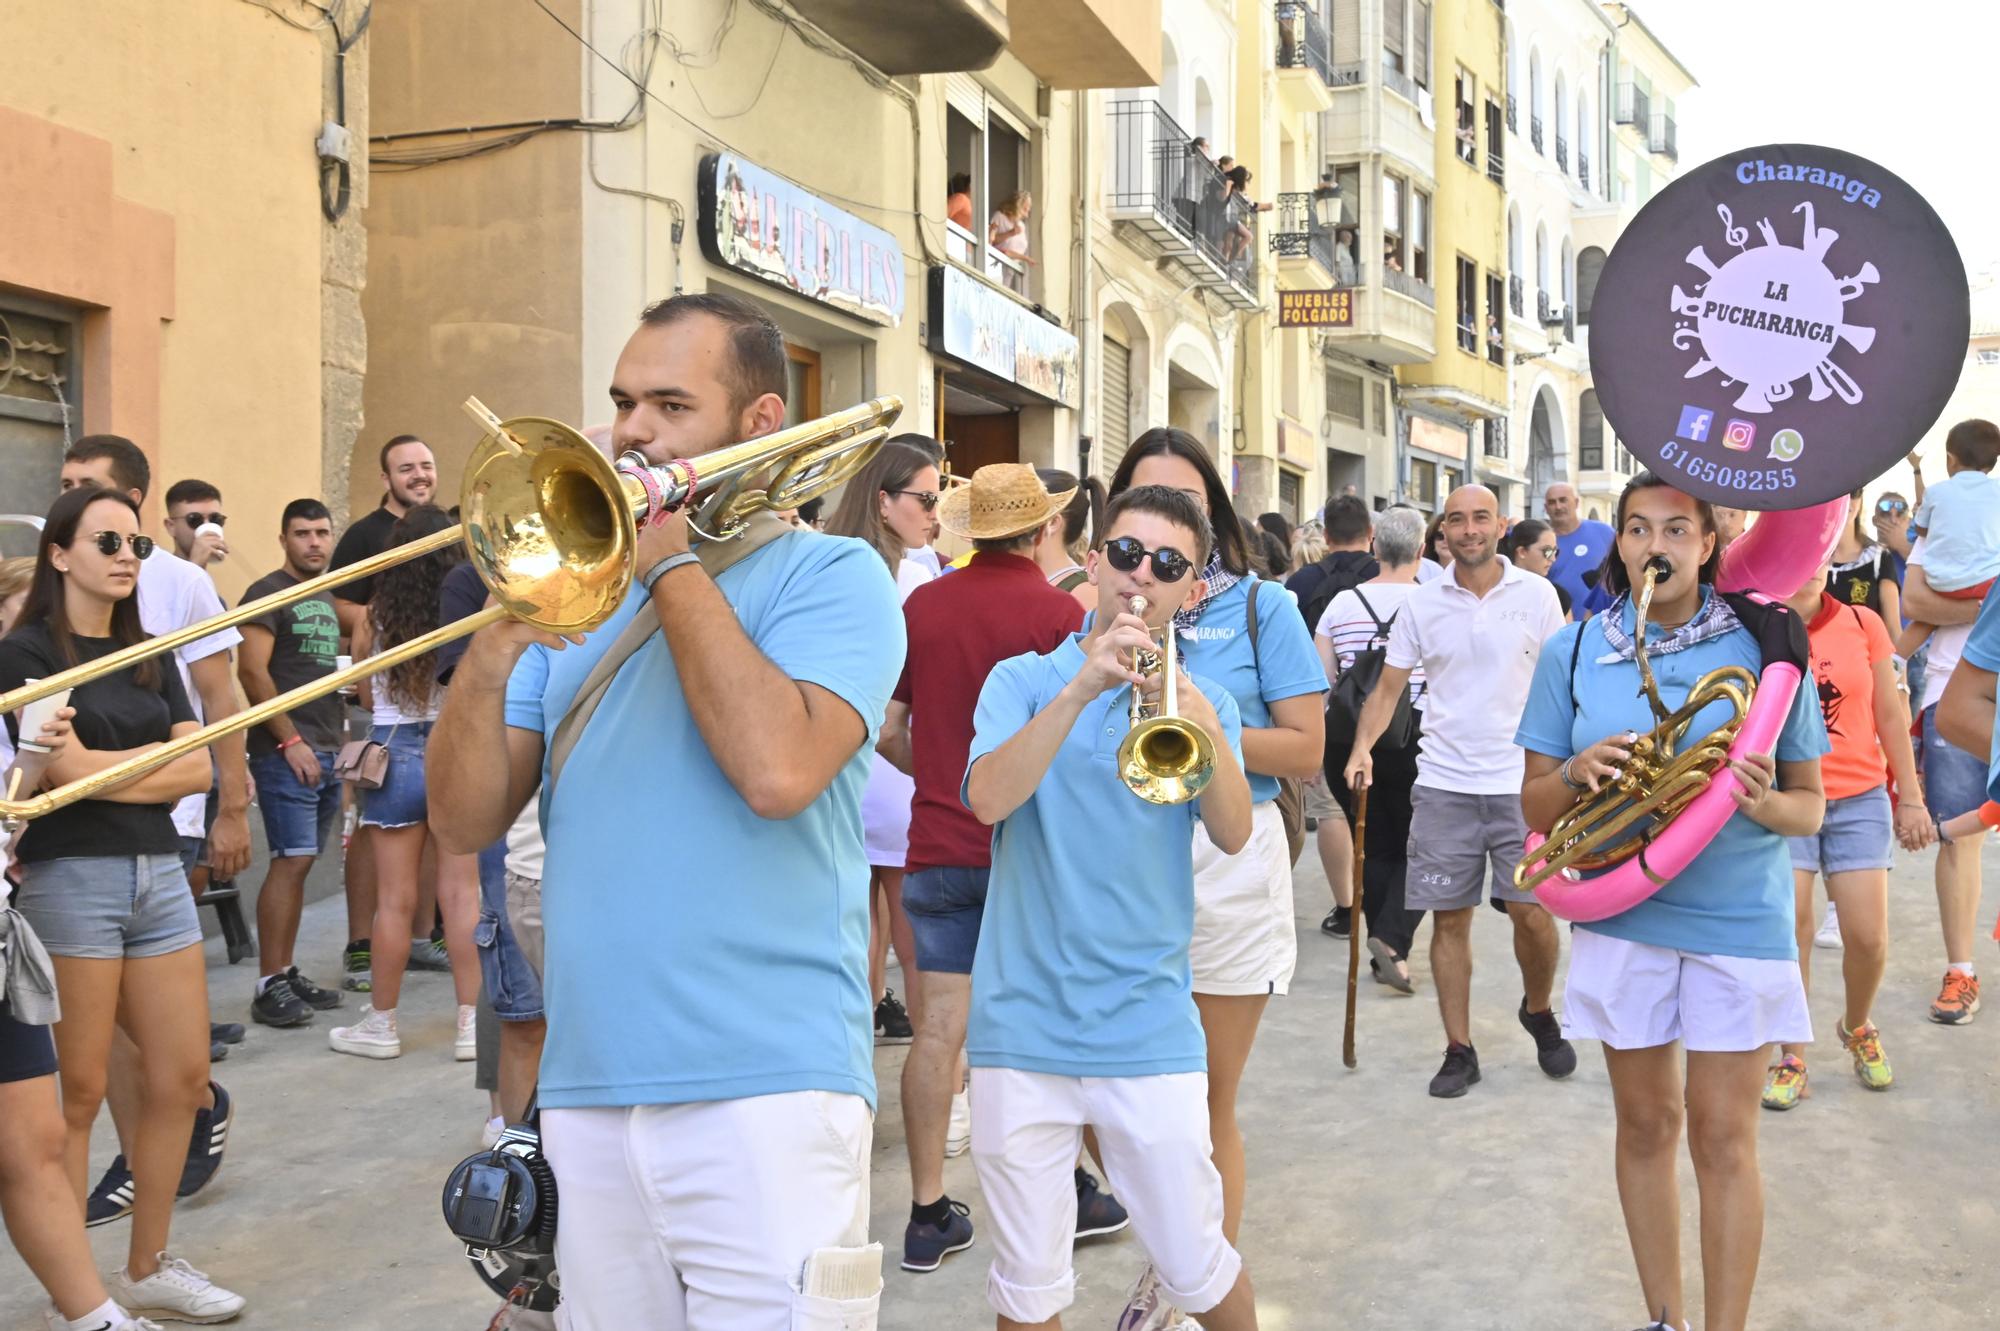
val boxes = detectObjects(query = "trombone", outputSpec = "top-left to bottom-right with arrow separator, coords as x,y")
1117,595 -> 1216,805
0,394 -> 900,824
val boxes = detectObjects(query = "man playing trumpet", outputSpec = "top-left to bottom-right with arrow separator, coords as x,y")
961,485 -> 1260,1330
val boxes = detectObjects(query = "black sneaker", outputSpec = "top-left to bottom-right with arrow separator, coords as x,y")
900,1198 -> 974,1272
1519,998 -> 1578,1079
1320,905 -> 1352,938
209,1039 -> 228,1063
875,989 -> 913,1044
1428,1043 -> 1481,1098
286,965 -> 344,1011
251,975 -> 315,1027
1074,1168 -> 1130,1240
178,1080 -> 232,1198
342,938 -> 373,992
210,1021 -> 246,1045
85,1154 -> 135,1226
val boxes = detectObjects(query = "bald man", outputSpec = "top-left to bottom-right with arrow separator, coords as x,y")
1544,483 -> 1616,611
1344,486 -> 1573,1097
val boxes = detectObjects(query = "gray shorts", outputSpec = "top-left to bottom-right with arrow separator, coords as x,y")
1788,784 -> 1893,876
13,853 -> 203,960
1404,786 -> 1537,911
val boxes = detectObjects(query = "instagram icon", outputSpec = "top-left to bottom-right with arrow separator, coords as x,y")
1722,419 -> 1757,452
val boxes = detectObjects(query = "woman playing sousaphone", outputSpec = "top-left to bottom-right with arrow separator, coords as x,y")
1512,473 -> 1828,1331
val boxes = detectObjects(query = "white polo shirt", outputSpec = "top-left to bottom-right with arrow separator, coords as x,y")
137,549 -> 241,838
1385,557 -> 1565,795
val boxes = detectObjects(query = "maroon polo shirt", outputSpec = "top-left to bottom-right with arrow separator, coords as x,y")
895,552 -> 1087,871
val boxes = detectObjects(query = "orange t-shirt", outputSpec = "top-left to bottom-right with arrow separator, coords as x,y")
1804,593 -> 1895,799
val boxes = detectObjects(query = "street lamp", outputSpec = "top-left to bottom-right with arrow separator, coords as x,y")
1312,175 -> 1340,230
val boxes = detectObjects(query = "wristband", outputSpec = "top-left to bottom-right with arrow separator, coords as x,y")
641,552 -> 701,593
277,735 -> 303,752
1558,756 -> 1588,793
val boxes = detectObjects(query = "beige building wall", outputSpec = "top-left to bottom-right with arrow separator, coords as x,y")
0,0 -> 339,600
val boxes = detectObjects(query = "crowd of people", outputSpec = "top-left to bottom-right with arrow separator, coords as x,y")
0,289 -> 1995,1331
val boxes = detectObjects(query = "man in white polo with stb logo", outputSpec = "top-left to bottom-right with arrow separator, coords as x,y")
1343,484 -> 1573,1098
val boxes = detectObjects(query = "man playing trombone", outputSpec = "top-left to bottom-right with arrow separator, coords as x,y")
428,292 -> 905,1329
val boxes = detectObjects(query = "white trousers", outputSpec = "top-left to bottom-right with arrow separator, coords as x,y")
969,1067 -> 1241,1324
542,1091 -> 880,1330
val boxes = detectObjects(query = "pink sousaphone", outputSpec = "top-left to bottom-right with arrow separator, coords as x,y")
1520,499 -> 1846,922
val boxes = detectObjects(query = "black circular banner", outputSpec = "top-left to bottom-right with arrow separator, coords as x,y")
1588,144 -> 1969,509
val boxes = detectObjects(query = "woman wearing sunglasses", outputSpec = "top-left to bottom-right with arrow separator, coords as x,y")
0,487 -> 246,1322
1105,429 -> 1325,1325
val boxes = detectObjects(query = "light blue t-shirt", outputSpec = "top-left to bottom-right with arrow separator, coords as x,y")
1913,470 -> 2000,593
1549,519 -> 1617,611
503,531 -> 905,1110
1961,584 -> 2000,802
1514,590 -> 1828,960
1177,577 -> 1325,804
962,634 -> 1243,1078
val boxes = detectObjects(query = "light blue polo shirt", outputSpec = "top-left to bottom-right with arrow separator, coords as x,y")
503,531 -> 904,1110
1962,585 -> 2000,801
962,634 -> 1243,1078
1514,590 -> 1828,960
1177,577 -> 1325,804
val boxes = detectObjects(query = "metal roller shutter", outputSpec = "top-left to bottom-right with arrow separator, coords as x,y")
1098,335 -> 1134,480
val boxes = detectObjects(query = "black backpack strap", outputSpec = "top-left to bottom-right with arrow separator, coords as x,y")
1351,586 -> 1395,641
1567,617 -> 1587,709
1244,574 -> 1263,677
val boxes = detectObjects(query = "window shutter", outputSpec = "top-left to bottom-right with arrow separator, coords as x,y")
1099,336 -> 1134,479
1412,2 -> 1431,87
1383,0 -> 1405,59
1332,0 -> 1363,64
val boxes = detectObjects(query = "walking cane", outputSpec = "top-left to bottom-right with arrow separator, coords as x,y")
1343,786 -> 1367,1069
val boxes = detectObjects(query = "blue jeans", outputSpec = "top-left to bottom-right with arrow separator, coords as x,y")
474,841 -> 544,1021
250,748 -> 342,858
902,866 -> 990,974
358,722 -> 431,829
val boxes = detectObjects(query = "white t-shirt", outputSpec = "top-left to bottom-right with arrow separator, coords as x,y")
1384,558 -> 1566,793
136,550 -> 242,838
1911,538 -> 1975,713
896,547 -> 941,600
990,212 -> 1029,257
1417,557 -> 1445,584
1316,581 -> 1426,704
504,795 -> 543,881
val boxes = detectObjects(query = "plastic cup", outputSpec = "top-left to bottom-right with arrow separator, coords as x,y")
16,681 -> 72,754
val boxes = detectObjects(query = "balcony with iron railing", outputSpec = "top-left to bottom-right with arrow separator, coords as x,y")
1537,287 -> 1552,323
1106,99 -> 1262,310
1505,93 -> 1517,132
1530,114 -> 1544,154
1649,112 -> 1678,161
1270,192 -> 1339,287
1486,146 -> 1505,186
1484,417 -> 1509,458
1384,265 -> 1435,308
1615,82 -> 1650,128
1509,273 -> 1524,317
1578,152 -> 1590,190
1555,134 -> 1568,172
1274,2 -> 1334,112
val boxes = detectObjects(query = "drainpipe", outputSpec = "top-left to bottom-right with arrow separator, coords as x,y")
1074,88 -> 1094,475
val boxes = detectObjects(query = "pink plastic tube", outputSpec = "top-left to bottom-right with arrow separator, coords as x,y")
1528,498 -> 1846,923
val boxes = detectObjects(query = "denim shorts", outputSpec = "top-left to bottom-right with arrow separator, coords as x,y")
13,854 -> 203,960
251,748 -> 342,858
1921,705 -> 1988,821
902,865 -> 990,975
1788,784 -> 1893,876
474,841 -> 544,1022
359,722 -> 431,829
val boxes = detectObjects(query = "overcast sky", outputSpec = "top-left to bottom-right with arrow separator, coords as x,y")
1645,1 -> 2000,277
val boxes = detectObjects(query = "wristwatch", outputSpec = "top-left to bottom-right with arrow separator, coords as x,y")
641,552 -> 700,593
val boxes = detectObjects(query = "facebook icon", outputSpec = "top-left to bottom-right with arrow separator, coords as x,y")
1677,405 -> 1714,443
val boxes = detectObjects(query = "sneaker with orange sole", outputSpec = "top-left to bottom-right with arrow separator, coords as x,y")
1930,970 -> 1981,1025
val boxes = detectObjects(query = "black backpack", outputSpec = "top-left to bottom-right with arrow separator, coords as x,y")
1326,588 -> 1419,756
1293,550 -> 1378,639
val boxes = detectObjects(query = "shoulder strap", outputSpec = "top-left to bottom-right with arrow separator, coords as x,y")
1567,618 -> 1587,708
1350,586 -> 1394,639
1244,574 -> 1263,676
546,512 -> 794,795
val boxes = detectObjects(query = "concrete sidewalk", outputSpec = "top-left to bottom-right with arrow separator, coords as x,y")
4,845 -> 1997,1329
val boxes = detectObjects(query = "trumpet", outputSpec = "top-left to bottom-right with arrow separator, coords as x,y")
1514,558 -> 1755,893
0,394 -> 900,825
1117,595 -> 1216,805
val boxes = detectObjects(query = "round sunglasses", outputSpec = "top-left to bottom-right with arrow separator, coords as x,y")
1102,535 -> 1193,583
89,531 -> 155,559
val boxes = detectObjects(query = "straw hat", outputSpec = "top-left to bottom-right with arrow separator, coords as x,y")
936,463 -> 1077,541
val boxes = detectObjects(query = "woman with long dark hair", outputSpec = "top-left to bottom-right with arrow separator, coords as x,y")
1515,473 -> 1827,1331
1825,485 -> 1902,626
1030,467 -> 1105,612
329,504 -> 483,1062
1106,429 -> 1325,1321
826,435 -> 943,1042
0,487 -> 244,1320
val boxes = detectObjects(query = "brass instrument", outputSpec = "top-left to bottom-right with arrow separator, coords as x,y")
1117,595 -> 1216,805
0,394 -> 901,824
1514,560 -> 1755,893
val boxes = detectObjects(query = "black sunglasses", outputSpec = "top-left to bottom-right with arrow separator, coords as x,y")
889,489 -> 940,512
90,531 -> 154,559
178,511 -> 227,528
1102,535 -> 1193,583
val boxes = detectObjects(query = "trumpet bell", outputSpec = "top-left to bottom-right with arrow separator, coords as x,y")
1118,715 -> 1217,806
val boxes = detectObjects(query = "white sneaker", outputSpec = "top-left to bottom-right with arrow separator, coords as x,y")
41,1308 -> 165,1331
456,1004 -> 477,1062
481,1114 -> 505,1149
111,1252 -> 245,1323
1814,902 -> 1842,950
1116,1264 -> 1191,1331
328,1006 -> 401,1059
945,1087 -> 972,1158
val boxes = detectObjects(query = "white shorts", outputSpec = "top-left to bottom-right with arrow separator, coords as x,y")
542,1091 -> 881,1331
1562,928 -> 1813,1053
969,1066 -> 1241,1324
1191,801 -> 1297,996
861,753 -> 914,869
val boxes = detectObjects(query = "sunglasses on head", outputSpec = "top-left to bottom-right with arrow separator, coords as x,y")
90,531 -> 154,559
178,511 -> 227,528
1102,535 -> 1193,583
889,489 -> 940,512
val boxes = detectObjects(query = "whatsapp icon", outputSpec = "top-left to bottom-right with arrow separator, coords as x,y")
1768,428 -> 1805,462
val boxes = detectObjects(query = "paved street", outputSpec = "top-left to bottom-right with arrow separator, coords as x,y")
4,843 -> 1997,1330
